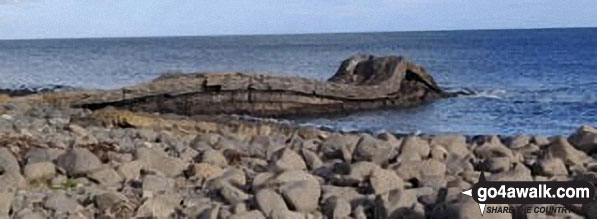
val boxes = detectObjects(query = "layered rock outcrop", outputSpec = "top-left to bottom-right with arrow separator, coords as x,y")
33,55 -> 449,117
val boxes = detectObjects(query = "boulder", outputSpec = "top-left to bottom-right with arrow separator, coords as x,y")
201,149 -> 229,168
353,134 -> 392,165
88,167 -> 123,186
569,125 -> 597,154
547,137 -> 589,166
24,162 -> 56,182
323,196 -> 351,219
271,148 -> 307,172
43,193 -> 81,213
399,136 -> 430,161
430,135 -> 469,157
370,168 -> 404,195
536,158 -> 568,177
56,148 -> 102,176
255,188 -> 288,216
135,194 -> 181,218
135,147 -> 186,177
280,180 -> 321,212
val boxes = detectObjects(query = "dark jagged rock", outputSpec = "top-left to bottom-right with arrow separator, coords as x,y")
20,55 -> 451,117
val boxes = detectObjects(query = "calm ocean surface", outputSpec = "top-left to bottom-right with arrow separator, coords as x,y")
1,28 -> 596,136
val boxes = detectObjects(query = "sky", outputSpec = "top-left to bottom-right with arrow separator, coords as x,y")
0,0 -> 596,40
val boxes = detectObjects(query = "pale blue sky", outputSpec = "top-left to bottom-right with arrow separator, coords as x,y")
1,0 -> 596,39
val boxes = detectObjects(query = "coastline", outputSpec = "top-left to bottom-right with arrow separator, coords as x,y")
0,97 -> 595,218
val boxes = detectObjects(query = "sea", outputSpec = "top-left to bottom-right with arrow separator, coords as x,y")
1,28 -> 596,136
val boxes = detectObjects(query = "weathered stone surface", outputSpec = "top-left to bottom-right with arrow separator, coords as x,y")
536,158 -> 568,177
44,193 -> 81,213
229,210 -> 266,219
23,162 -> 55,182
188,163 -> 223,181
354,134 -> 392,165
370,168 -> 404,195
323,196 -> 351,219
201,149 -> 228,168
255,189 -> 288,216
281,180 -> 321,212
56,148 -> 102,175
136,194 -> 181,218
271,148 -> 307,172
116,160 -> 143,181
136,147 -> 186,177
395,159 -> 446,182
430,135 -> 469,157
88,167 -> 123,186
399,136 -> 430,161
142,174 -> 175,196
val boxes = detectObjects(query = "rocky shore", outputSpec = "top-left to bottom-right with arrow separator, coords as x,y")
1,55 -> 595,219
0,100 -> 595,218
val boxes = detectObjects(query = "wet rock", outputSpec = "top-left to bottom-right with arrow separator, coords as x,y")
23,162 -> 56,182
256,188 -> 288,216
136,147 -> 186,177
324,196 -> 351,219
56,148 -> 102,176
272,148 -> 307,172
569,125 -> 597,154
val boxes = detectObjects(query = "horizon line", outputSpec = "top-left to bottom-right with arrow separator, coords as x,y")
1,26 -> 596,41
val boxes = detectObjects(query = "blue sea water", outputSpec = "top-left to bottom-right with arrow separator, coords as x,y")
1,28 -> 596,136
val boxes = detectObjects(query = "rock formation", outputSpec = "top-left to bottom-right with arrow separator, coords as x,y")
37,55 -> 449,117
